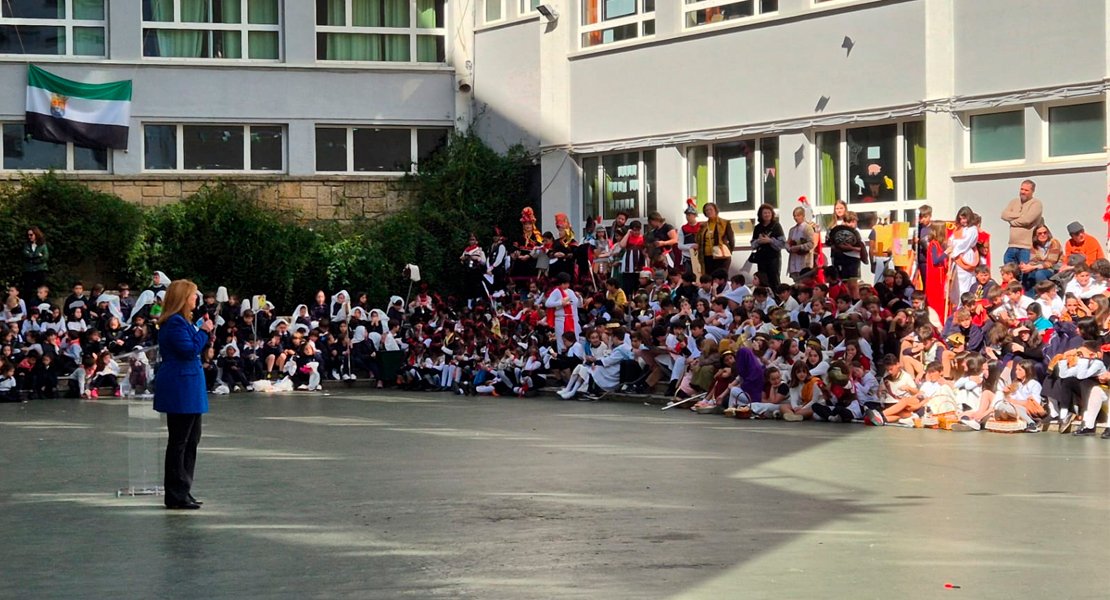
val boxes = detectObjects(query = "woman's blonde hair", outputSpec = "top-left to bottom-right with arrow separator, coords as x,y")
159,280 -> 198,325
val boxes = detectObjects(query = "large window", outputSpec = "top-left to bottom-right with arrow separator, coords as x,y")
581,0 -> 654,48
686,137 -> 778,216
142,0 -> 281,59
315,126 -> 449,173
144,124 -> 284,171
812,121 -> 926,230
581,150 -> 656,221
1048,101 -> 1106,158
684,0 -> 777,29
2,123 -> 108,172
316,0 -> 445,63
0,0 -> 106,56
968,110 -> 1024,164
482,0 -> 502,23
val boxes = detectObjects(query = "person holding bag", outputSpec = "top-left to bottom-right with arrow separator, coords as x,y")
696,203 -> 734,276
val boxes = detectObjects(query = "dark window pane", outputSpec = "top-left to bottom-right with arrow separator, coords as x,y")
0,25 -> 64,55
144,125 -> 177,170
643,150 -> 656,215
249,126 -> 283,171
3,124 -> 66,170
73,146 -> 108,171
713,140 -> 756,212
846,124 -> 897,203
315,128 -> 347,171
353,128 -> 410,172
2,0 -> 63,18
416,128 -> 449,163
761,137 -> 779,208
183,125 -> 244,170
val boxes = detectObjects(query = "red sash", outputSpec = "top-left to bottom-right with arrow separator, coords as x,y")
546,288 -> 574,333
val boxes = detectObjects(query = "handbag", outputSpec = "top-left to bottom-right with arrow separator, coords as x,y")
712,244 -> 730,259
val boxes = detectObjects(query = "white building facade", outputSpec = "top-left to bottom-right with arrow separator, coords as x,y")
473,0 -> 1110,273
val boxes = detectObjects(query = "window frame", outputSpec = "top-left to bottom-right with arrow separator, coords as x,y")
963,108 -> 1026,168
579,0 -> 655,50
313,125 -> 451,175
1,122 -> 111,173
482,0 -> 505,24
808,119 -> 928,233
141,123 -> 286,173
315,0 -> 448,64
682,0 -> 778,31
1042,98 -> 1107,162
0,0 -> 108,58
580,149 -> 657,224
682,136 -> 779,223
141,0 -> 283,62
519,0 -> 540,15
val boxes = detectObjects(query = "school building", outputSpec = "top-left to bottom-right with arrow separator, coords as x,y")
0,0 -> 1107,256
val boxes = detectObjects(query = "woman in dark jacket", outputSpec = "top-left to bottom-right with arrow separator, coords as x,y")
22,227 -> 49,294
154,280 -> 214,510
750,204 -> 786,288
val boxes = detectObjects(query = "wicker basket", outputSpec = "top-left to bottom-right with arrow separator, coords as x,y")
985,402 -> 1026,433
923,399 -> 958,430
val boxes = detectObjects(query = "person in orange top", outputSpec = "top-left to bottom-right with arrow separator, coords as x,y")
1064,222 -> 1105,268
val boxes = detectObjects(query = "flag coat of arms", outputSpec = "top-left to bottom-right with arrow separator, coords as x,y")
25,65 -> 132,150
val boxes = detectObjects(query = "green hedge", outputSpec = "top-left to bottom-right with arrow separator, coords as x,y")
0,130 -> 534,311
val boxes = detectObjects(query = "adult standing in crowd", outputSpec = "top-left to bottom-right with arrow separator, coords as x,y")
22,227 -> 49,294
1000,180 -> 1042,267
155,280 -> 214,510
460,233 -> 487,306
647,211 -> 680,269
678,199 -> 702,275
786,206 -> 816,282
696,203 -> 734,276
750,203 -> 786,288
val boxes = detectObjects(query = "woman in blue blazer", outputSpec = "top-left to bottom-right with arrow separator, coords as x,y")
155,280 -> 214,510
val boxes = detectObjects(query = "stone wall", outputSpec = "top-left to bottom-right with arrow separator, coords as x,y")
74,175 -> 413,221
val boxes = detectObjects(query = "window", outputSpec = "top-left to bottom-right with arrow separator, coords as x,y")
483,0 -> 503,23
315,126 -> 451,173
1048,101 -> 1106,158
316,0 -> 446,63
2,123 -> 108,172
142,0 -> 281,59
581,0 -> 654,48
684,0 -> 777,29
812,121 -> 926,230
686,137 -> 778,216
521,0 -> 540,13
581,150 -> 655,220
0,0 -> 106,56
143,124 -> 284,171
968,110 -> 1024,164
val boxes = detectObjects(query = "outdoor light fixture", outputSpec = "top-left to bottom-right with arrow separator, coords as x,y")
536,4 -> 559,22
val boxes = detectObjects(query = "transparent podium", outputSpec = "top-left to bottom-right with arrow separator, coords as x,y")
116,346 -> 165,498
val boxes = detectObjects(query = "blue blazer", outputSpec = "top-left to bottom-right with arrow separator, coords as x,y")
153,313 -> 210,415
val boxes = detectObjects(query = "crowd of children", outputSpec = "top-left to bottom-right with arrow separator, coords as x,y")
2,201 -> 1109,440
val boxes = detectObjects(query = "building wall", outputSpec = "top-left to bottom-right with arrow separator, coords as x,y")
473,19 -> 543,153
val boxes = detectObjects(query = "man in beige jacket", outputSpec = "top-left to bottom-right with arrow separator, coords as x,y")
1000,179 -> 1043,267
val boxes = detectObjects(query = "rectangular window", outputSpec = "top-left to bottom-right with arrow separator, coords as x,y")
2,123 -> 108,172
581,150 -> 655,220
483,0 -> 502,23
1048,101 -> 1106,158
0,0 -> 106,56
316,0 -> 446,63
969,110 -> 1024,164
688,137 -> 778,216
314,125 -> 451,174
142,0 -> 281,60
520,0 -> 540,13
581,0 -> 654,48
811,121 -> 926,232
143,124 -> 284,171
684,0 -> 777,29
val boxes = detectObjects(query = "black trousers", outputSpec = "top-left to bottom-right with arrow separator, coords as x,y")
164,413 -> 202,506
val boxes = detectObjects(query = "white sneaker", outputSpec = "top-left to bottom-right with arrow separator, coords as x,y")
331,370 -> 340,381
246,384 -> 254,392
783,413 -> 803,422
557,389 -> 572,399
296,384 -> 309,391
349,374 -> 357,380
341,374 -> 351,381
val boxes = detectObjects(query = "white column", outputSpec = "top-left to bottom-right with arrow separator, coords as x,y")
656,145 -> 685,224
924,0 -> 956,219
452,0 -> 476,127
283,1 -> 317,66
538,0 -> 575,231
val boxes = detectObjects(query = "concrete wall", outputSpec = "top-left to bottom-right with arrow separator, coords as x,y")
568,0 -> 927,145
954,0 -> 1106,96
474,20 -> 543,152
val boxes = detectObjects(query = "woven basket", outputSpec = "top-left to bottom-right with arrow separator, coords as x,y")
985,402 -> 1026,433
923,399 -> 958,430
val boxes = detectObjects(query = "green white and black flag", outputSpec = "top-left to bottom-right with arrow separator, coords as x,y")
25,65 -> 132,150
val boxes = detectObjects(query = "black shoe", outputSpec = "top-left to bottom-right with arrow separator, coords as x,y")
1059,413 -> 1076,434
1073,427 -> 1096,436
1101,428 -> 1110,439
187,494 -> 203,505
165,502 -> 201,510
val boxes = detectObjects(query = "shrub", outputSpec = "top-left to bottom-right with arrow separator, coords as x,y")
0,172 -> 145,292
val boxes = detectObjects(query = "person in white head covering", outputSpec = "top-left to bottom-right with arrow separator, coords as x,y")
293,304 -> 312,329
217,343 -> 253,391
367,309 -> 388,335
94,293 -> 124,331
286,340 -> 322,391
148,271 -> 169,294
331,290 -> 350,322
387,296 -> 405,323
129,290 -> 155,325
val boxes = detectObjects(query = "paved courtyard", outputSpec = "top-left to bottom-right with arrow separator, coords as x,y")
1,390 -> 1107,599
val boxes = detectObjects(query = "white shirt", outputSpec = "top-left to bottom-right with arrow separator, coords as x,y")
1064,279 -> 1107,300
